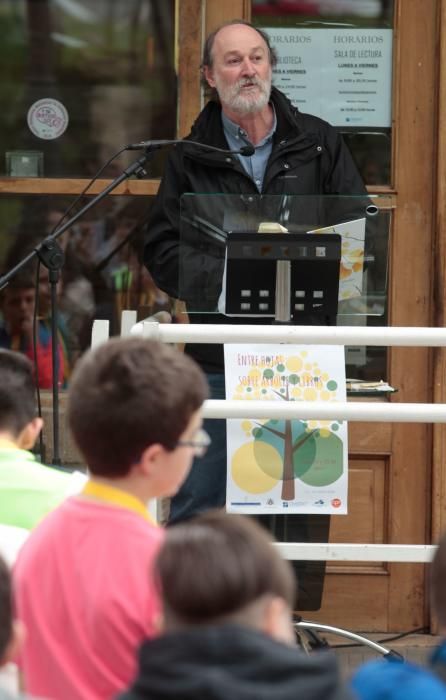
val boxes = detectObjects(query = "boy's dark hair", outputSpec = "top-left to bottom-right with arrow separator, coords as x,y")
67,337 -> 208,477
431,531 -> 446,627
0,350 -> 36,435
156,510 -> 296,628
0,555 -> 13,661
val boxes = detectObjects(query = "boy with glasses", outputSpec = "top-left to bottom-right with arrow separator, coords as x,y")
14,336 -> 208,700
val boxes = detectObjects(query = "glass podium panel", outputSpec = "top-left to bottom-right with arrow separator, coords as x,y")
179,194 -> 391,382
179,193 -> 391,610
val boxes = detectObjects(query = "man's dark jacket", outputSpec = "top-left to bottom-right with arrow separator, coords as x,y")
144,87 -> 366,371
117,624 -> 355,700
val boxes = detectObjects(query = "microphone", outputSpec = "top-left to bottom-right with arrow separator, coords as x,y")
125,139 -> 255,157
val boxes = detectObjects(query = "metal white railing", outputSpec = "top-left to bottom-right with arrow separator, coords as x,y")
91,314 -> 444,563
131,321 -> 446,347
275,543 -> 436,563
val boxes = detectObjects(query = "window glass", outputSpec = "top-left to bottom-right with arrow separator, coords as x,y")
252,0 -> 394,186
0,194 -> 171,386
0,0 -> 176,178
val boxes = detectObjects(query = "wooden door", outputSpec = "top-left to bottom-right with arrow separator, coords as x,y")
201,0 -> 438,631
313,0 -> 436,631
432,0 -> 446,633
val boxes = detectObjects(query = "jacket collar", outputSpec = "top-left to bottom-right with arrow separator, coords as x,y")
185,87 -> 317,168
189,86 -> 300,146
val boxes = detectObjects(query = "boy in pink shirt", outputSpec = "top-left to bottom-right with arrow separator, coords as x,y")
13,336 -> 209,700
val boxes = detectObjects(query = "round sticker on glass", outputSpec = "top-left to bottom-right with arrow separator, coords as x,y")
27,98 -> 69,140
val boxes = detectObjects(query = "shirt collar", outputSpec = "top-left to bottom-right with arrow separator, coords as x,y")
80,479 -> 157,525
0,437 -> 21,450
222,104 -> 277,150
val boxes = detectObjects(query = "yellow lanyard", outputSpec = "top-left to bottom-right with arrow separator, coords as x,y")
81,480 -> 156,525
0,438 -> 20,450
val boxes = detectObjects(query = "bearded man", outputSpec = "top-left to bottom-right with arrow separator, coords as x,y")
143,21 -> 365,599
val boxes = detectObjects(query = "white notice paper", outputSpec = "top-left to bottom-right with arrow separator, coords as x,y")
267,28 -> 393,127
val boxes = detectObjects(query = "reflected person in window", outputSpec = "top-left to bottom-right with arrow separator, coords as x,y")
0,268 -> 71,390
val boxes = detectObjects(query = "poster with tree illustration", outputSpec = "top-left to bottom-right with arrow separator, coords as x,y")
224,344 -> 348,515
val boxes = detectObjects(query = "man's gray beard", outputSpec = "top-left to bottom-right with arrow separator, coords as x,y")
217,75 -> 272,115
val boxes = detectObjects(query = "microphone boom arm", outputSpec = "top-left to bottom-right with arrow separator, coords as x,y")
126,139 -> 255,157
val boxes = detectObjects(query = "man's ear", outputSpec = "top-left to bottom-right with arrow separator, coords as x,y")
17,417 -> 43,451
0,620 -> 25,667
203,65 -> 216,88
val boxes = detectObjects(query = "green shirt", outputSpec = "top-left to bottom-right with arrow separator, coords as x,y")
0,447 -> 85,530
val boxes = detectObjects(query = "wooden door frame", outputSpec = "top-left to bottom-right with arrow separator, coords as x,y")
385,0 -> 437,630
432,0 -> 446,593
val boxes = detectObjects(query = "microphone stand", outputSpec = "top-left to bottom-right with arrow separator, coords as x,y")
0,151 -> 152,465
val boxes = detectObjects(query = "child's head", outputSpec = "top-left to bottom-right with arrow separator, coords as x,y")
0,349 -> 42,448
67,337 -> 209,493
156,510 -> 296,645
1,272 -> 36,337
0,554 -> 12,663
0,553 -> 23,666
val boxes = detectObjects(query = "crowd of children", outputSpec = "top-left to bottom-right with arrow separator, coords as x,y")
1,337 -> 446,699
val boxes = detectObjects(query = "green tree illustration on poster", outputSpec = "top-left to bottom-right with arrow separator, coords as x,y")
231,352 -> 344,501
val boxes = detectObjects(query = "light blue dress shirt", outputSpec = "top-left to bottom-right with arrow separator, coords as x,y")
222,107 -> 277,192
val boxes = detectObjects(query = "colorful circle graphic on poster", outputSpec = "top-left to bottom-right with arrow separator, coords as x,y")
232,442 -> 282,494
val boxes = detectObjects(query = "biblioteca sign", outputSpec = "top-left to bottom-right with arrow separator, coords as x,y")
267,27 -> 393,128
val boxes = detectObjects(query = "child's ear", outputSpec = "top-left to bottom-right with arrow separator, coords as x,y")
154,611 -> 165,634
138,443 -> 165,477
17,417 -> 43,451
261,596 -> 295,646
0,620 -> 25,667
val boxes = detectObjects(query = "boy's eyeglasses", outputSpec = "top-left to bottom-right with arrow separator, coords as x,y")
176,429 -> 211,458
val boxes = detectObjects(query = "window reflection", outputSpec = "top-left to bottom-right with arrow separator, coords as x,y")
251,2 -> 393,381
0,195 -> 170,384
252,1 -> 392,22
0,0 -> 176,178
252,0 -> 394,186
